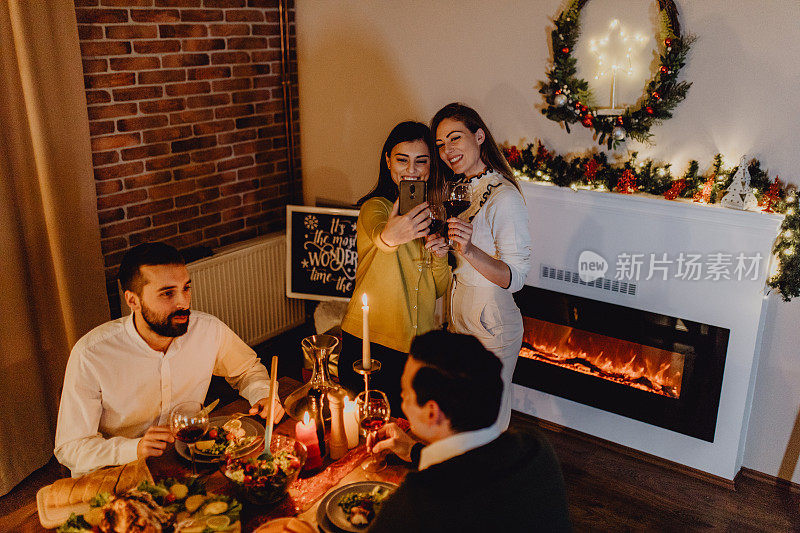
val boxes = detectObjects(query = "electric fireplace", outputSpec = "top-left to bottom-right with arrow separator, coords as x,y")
513,286 -> 729,442
511,181 -> 782,480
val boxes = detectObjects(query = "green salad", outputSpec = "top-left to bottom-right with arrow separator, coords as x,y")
337,486 -> 391,527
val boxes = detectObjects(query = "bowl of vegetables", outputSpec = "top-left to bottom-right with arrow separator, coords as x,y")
223,435 -> 306,506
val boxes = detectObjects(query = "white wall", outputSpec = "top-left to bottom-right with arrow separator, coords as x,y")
296,0 -> 800,482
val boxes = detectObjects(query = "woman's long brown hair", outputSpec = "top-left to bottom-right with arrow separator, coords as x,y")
358,121 -> 444,207
430,103 -> 520,192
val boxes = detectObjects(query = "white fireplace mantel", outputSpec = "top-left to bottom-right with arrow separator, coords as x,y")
513,181 -> 783,480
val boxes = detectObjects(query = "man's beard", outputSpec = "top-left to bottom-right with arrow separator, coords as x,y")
141,304 -> 190,337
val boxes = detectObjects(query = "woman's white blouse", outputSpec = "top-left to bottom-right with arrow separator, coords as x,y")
453,172 -> 532,292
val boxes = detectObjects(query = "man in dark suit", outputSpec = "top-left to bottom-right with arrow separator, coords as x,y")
368,330 -> 571,532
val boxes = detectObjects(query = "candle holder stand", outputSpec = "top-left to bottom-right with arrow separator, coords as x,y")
353,360 -> 381,397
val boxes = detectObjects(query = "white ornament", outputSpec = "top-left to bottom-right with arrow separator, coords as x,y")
554,93 -> 568,107
611,126 -> 626,141
721,156 -> 759,211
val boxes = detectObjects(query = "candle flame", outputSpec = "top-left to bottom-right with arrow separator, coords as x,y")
303,411 -> 310,424
362,293 -> 368,306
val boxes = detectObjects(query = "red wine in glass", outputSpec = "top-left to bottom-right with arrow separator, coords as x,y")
170,401 -> 209,476
360,415 -> 387,432
175,425 -> 205,444
356,390 -> 390,472
443,199 -> 470,219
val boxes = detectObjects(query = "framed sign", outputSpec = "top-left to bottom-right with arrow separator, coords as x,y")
286,205 -> 359,301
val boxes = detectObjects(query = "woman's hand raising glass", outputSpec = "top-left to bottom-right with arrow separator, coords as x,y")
446,217 -> 475,255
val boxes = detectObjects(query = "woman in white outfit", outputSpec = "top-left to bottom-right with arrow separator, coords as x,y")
430,103 -> 532,430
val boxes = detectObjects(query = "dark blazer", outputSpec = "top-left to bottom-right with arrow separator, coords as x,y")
369,427 -> 571,532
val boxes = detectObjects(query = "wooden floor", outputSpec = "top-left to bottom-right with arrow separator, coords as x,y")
518,414 -> 800,532
3,324 -> 800,532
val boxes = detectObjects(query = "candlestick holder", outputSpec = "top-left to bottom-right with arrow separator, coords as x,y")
353,360 -> 381,397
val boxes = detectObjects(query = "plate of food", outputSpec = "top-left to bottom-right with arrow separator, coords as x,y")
252,517 -> 315,533
323,481 -> 396,532
55,477 -> 242,532
176,415 -> 263,463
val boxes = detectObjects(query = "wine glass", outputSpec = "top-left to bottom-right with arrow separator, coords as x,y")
356,390 -> 391,472
443,183 -> 470,249
170,401 -> 209,476
417,204 -> 446,270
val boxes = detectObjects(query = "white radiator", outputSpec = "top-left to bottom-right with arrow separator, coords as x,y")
120,233 -> 306,346
187,234 -> 306,345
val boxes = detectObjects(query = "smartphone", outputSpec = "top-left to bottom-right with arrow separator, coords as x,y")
398,179 -> 426,215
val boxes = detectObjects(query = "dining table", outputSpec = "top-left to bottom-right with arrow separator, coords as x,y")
21,377 -> 411,532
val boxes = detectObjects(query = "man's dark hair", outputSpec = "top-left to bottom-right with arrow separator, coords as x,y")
118,242 -> 185,295
409,330 -> 503,432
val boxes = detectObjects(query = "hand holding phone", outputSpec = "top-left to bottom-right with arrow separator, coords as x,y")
398,179 -> 427,215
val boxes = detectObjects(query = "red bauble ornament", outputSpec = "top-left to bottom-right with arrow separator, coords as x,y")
561,47 -> 570,54
574,101 -> 582,110
645,106 -> 654,115
660,66 -> 669,74
665,38 -> 673,47
652,91 -> 661,100
555,89 -> 561,95
581,115 -> 593,128
580,104 -> 588,113
616,116 -> 624,125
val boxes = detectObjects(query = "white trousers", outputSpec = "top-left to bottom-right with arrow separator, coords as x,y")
449,280 -> 523,431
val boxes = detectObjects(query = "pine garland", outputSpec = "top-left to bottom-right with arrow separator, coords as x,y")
540,0 -> 693,148
502,141 -> 800,301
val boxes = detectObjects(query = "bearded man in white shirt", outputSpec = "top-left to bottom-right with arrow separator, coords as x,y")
55,242 -> 284,477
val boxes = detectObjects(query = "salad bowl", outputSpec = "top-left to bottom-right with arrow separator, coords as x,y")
223,435 -> 307,506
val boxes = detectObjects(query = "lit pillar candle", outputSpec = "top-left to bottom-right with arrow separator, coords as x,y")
295,411 -> 322,471
361,293 -> 371,369
343,396 -> 360,449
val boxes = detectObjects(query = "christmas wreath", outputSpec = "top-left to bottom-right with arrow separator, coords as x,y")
540,0 -> 693,148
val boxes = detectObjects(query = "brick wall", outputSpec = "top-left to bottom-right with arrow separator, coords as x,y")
74,0 -> 300,316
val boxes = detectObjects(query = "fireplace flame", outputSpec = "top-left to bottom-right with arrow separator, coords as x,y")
520,317 -> 684,398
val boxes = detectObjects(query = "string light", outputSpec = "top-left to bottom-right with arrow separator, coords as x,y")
590,19 -> 648,81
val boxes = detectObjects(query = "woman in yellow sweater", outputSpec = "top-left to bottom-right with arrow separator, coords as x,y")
339,121 -> 451,414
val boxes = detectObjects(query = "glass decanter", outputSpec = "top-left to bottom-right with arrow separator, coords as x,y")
284,334 -> 346,424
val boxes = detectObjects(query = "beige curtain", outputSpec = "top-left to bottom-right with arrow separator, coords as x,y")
0,0 -> 109,495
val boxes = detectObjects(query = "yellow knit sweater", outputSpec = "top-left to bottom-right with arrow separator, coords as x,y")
341,197 -> 451,353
